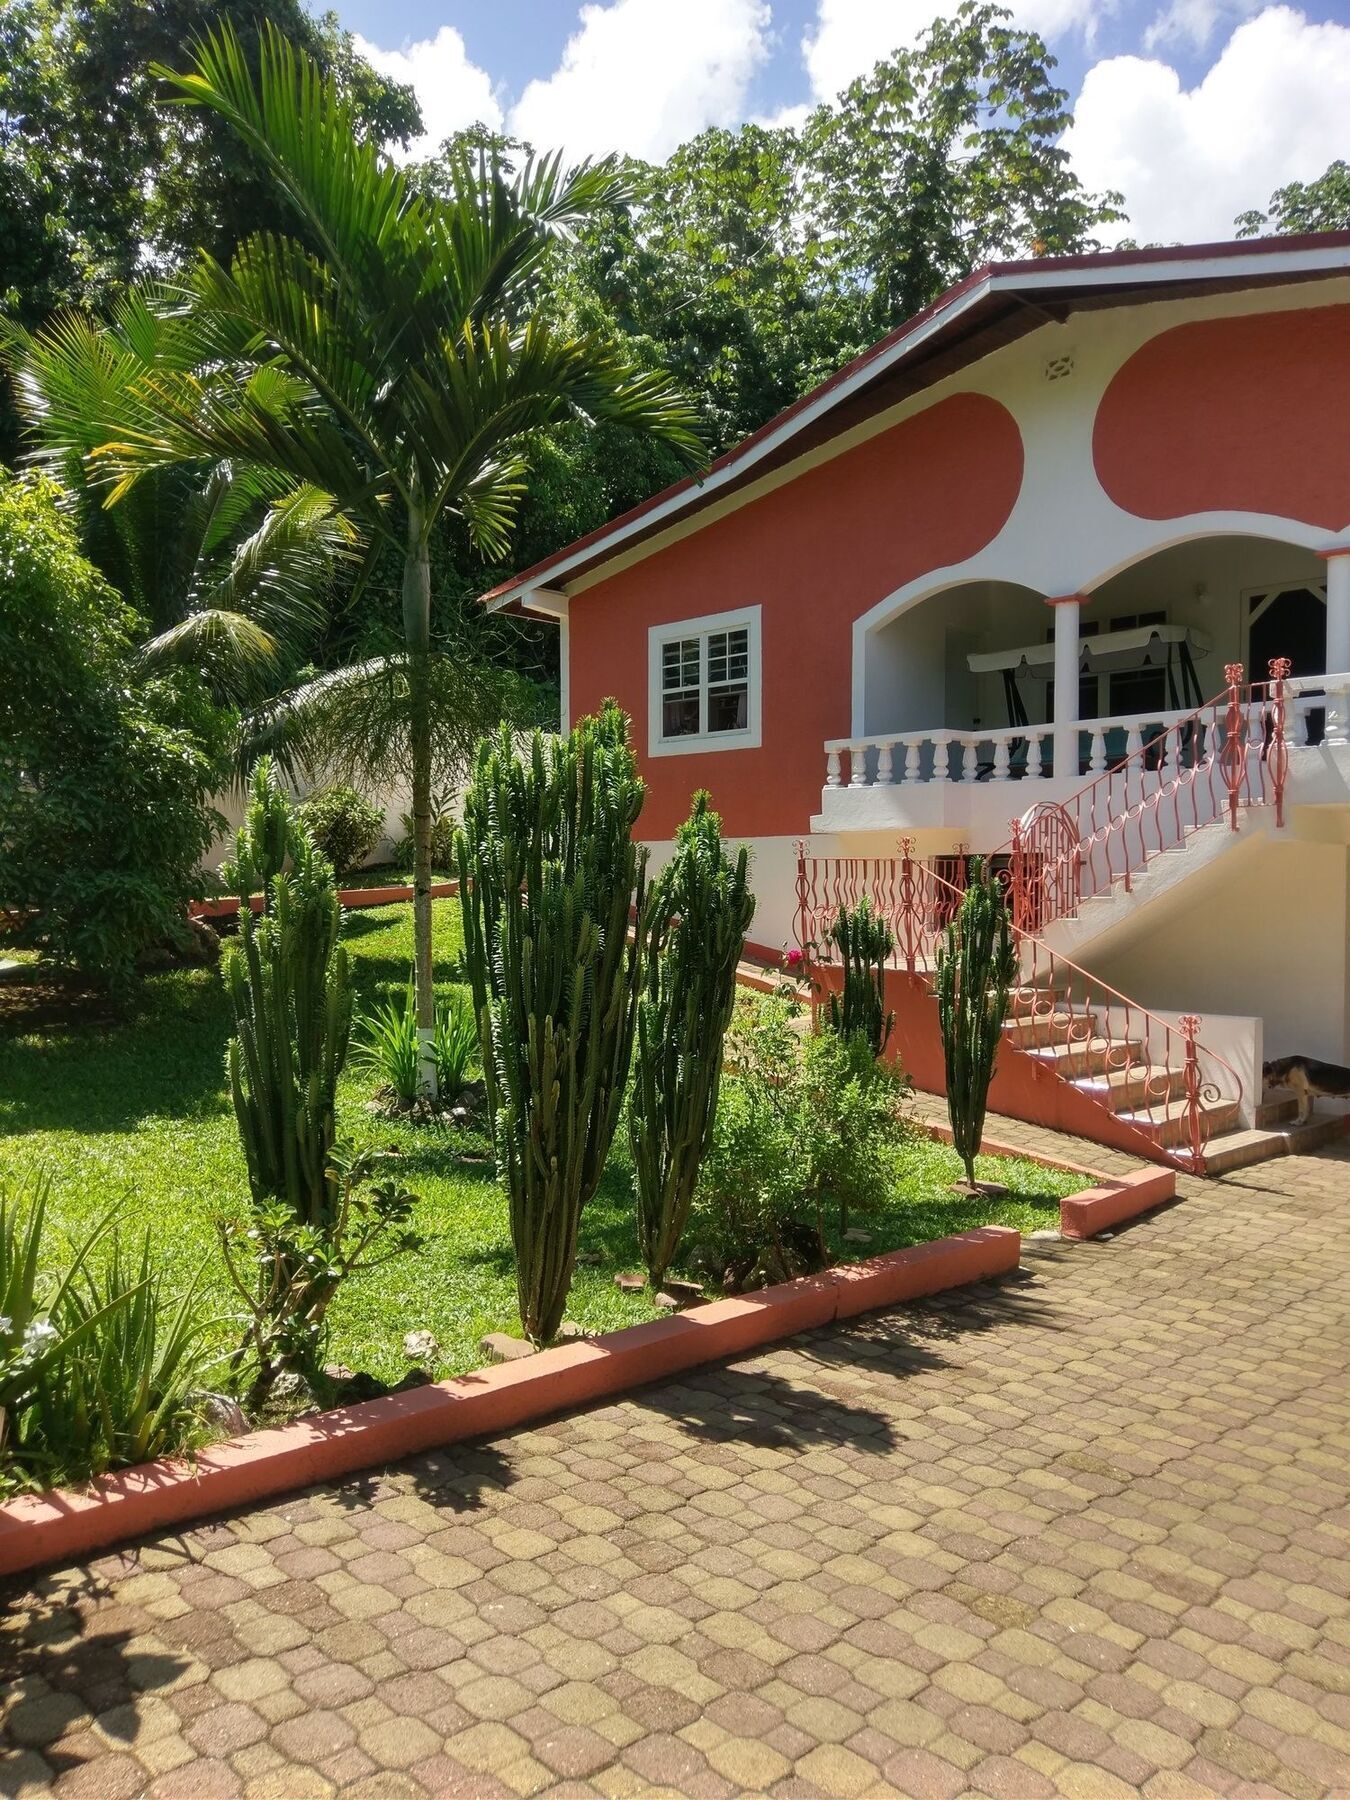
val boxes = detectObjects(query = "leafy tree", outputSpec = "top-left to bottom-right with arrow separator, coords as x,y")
801,3 -> 1123,343
91,27 -> 701,1094
0,0 -> 420,464
1236,161 -> 1350,237
0,473 -> 227,994
4,292 -> 352,706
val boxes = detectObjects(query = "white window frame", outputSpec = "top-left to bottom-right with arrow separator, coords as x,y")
647,605 -> 762,757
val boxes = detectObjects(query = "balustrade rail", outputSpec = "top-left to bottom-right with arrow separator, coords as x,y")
824,669 -> 1340,792
793,845 -> 1242,1174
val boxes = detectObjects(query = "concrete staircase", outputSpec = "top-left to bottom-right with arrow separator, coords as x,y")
1199,1091 -> 1347,1174
1005,984 -> 1240,1157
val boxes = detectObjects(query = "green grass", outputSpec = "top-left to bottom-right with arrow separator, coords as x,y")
0,901 -> 1077,1384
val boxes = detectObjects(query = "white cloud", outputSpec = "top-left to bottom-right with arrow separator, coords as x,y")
1142,0 -> 1261,52
354,26 -> 503,159
508,0 -> 772,164
800,0 -> 1101,104
1066,6 -> 1350,244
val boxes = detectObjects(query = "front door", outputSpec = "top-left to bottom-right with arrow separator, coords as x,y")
1247,584 -> 1327,743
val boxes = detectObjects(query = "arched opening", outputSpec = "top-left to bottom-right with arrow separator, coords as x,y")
1088,532 -> 1328,742
863,579 -> 1050,742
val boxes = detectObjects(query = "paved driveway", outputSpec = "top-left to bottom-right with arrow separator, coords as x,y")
3,1133 -> 1348,1799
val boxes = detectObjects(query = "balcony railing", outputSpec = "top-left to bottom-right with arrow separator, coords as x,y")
824,682 -> 1338,790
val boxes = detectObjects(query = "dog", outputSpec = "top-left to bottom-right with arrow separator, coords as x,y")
1262,1055 -> 1350,1125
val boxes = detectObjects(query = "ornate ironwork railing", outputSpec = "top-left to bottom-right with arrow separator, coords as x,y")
794,844 -> 1242,1174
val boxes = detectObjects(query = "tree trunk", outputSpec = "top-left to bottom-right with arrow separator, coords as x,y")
402,500 -> 436,1098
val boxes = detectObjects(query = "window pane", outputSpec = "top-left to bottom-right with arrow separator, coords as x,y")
663,693 -> 701,737
707,628 -> 748,685
707,683 -> 748,733
662,637 -> 700,692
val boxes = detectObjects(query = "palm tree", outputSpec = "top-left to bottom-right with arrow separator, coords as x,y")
4,294 -> 352,708
88,25 -> 703,1092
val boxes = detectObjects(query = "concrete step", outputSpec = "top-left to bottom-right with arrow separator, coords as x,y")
1004,1008 -> 1099,1050
1073,1063 -> 1184,1113
1202,1114 -> 1346,1174
1028,1035 -> 1144,1081
1006,985 -> 1067,1017
1117,1095 -> 1241,1150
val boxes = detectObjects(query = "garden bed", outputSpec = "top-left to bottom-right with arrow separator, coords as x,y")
0,900 -> 1082,1388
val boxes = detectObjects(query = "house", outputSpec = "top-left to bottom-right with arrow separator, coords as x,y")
483,234 -> 1350,1172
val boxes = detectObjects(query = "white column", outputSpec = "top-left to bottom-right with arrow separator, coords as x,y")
1047,593 -> 1084,780
1323,547 -> 1350,745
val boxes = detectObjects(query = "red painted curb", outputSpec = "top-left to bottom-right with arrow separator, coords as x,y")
191,882 -> 458,922
0,1227 -> 1019,1580
1059,1168 -> 1177,1239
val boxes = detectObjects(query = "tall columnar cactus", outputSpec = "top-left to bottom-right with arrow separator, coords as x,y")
455,704 -> 647,1345
827,897 -> 895,1057
223,760 -> 352,1229
935,860 -> 1019,1187
630,793 -> 755,1292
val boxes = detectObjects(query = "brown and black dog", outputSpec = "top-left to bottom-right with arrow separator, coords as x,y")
1262,1055 -> 1350,1125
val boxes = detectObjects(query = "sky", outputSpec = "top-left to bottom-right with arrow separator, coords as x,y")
328,0 -> 1350,246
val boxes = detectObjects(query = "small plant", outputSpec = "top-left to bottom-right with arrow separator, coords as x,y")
936,859 -> 1019,1188
800,1027 -> 910,1238
219,1144 -> 422,1409
827,897 -> 895,1057
457,704 -> 646,1346
1,1171 -> 213,1485
630,793 -> 755,1291
298,783 -> 384,881
352,984 -> 479,1109
18,1236 -> 214,1482
394,789 -> 457,872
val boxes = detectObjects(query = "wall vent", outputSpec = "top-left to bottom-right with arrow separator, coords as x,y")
1044,351 -> 1075,382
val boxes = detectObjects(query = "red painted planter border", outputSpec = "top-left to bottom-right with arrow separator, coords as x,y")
0,1226 -> 1018,1581
916,1116 -> 1177,1236
191,881 -> 459,922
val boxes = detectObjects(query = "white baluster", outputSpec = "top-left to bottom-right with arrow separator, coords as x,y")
1125,721 -> 1143,761
876,742 -> 894,786
1026,732 -> 1043,779
904,739 -> 921,784
993,737 -> 1010,782
1089,726 -> 1106,775
826,748 -> 842,788
848,743 -> 869,787
932,733 -> 950,784
961,737 -> 978,784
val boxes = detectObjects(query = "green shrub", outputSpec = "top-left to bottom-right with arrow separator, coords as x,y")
394,791 -> 457,872
298,783 -> 384,880
352,984 -> 479,1109
1,1170 -> 213,1486
219,1144 -> 421,1409
0,473 -> 227,996
690,997 -> 911,1286
457,704 -> 646,1345
630,793 -> 754,1290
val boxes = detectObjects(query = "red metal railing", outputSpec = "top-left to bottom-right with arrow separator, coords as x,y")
794,844 -> 1241,1174
993,660 -> 1291,935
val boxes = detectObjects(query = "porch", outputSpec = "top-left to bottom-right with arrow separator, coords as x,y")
817,531 -> 1350,841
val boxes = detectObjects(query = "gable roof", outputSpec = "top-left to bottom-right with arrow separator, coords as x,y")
482,231 -> 1350,614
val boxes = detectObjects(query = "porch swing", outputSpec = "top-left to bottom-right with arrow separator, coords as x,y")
967,623 -> 1210,777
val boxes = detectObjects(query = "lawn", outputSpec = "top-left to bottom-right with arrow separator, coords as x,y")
0,900 -> 1078,1384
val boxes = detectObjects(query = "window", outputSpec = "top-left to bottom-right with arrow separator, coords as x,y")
648,606 -> 761,756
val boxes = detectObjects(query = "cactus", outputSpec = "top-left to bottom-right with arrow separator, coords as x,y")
630,792 -> 755,1292
827,897 -> 895,1057
935,859 -> 1019,1187
455,703 -> 646,1345
223,760 -> 352,1231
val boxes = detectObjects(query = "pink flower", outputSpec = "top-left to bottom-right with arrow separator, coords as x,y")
784,947 -> 804,970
